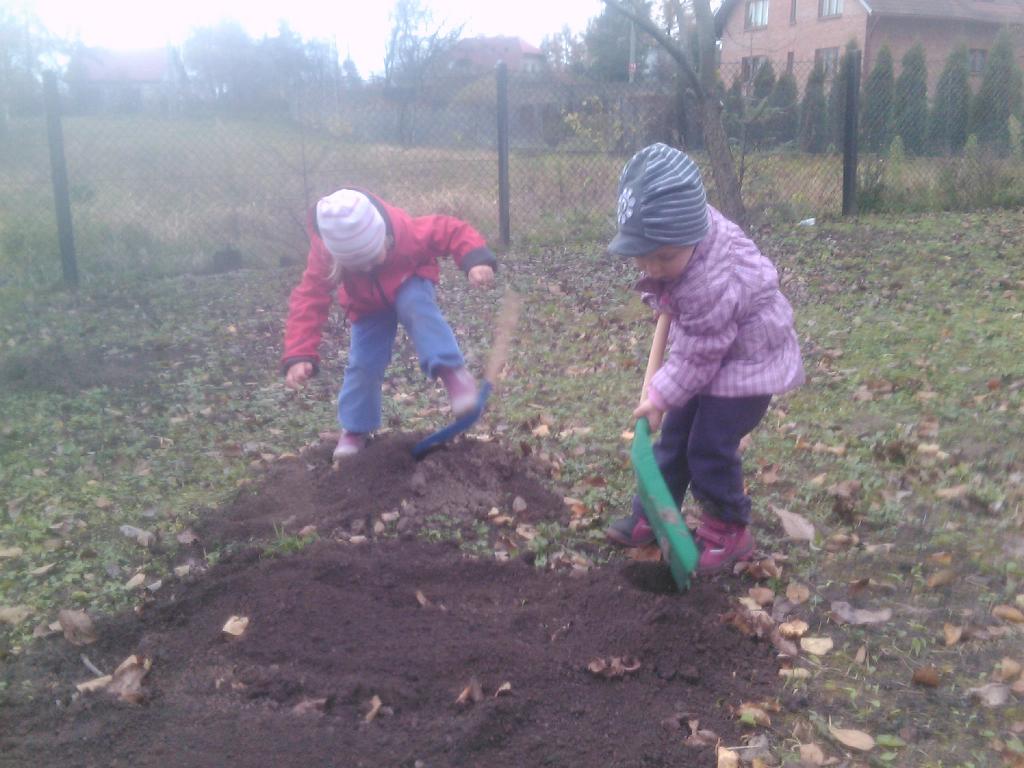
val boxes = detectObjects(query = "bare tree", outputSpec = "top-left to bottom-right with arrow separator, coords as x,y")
383,0 -> 462,90
602,0 -> 746,227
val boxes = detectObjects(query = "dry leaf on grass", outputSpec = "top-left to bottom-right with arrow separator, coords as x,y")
716,747 -> 740,768
738,703 -> 771,727
58,609 -> 97,646
912,667 -> 941,688
0,605 -> 32,626
0,546 -> 23,559
748,587 -> 775,606
801,637 -> 834,656
926,569 -> 957,589
969,683 -> 1011,708
772,507 -> 815,541
830,601 -> 892,626
829,724 -> 875,751
943,623 -> 964,646
993,605 -> 1024,624
854,645 -> 867,665
799,742 -> 826,765
779,619 -> 809,639
222,615 -> 249,637
786,582 -> 811,604
75,675 -> 112,693
998,658 -> 1022,682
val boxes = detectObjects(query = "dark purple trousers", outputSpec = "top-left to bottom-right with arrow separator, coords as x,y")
632,394 -> 772,526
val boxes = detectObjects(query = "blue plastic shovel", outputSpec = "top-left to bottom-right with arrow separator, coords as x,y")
411,291 -> 520,460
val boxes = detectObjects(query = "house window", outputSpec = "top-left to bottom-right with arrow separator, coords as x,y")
790,0 -> 798,24
969,49 -> 988,75
819,0 -> 842,17
742,55 -> 769,83
745,0 -> 770,29
815,47 -> 840,77
787,51 -> 795,73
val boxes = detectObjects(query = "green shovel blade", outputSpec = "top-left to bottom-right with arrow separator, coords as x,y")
630,418 -> 699,589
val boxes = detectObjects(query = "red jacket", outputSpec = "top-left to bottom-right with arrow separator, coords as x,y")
281,189 -> 496,374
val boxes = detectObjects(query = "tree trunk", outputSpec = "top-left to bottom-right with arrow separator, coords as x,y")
699,93 -> 747,227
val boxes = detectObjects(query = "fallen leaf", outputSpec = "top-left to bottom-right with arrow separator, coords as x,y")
830,601 -> 892,626
738,703 -> 771,727
717,747 -> 740,768
829,724 -> 875,751
749,587 -> 775,606
95,496 -> 113,509
943,623 -> 963,646
912,667 -> 941,688
107,655 -> 151,704
124,573 -> 146,590
799,742 -> 826,765
926,569 -> 957,589
779,667 -> 811,679
292,697 -> 330,715
627,544 -> 663,562
515,524 -> 537,541
75,675 -> 112,693
854,644 -> 867,665
455,678 -> 484,704
222,615 -> 249,636
786,582 -> 811,604
531,424 -> 550,437
825,532 -> 859,552
875,734 -> 907,748
993,605 -> 1024,624
415,590 -> 430,607
0,546 -> 23,559
118,525 -> 155,548
365,694 -> 384,721
494,681 -> 512,698
770,627 -> 800,657
969,683 -> 1011,707
0,605 -> 32,625
779,619 -> 809,639
801,637 -> 834,656
29,563 -> 56,576
936,485 -> 970,500
772,507 -> 815,541
998,658 -> 1022,683
927,551 -> 953,566
586,656 -> 641,679
58,609 -> 97,646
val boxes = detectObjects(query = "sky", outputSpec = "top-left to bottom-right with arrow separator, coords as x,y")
27,0 -> 607,76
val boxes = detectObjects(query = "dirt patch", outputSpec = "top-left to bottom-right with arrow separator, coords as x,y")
2,435 -> 783,767
201,434 -> 568,546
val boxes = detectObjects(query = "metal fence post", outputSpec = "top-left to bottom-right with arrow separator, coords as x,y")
496,62 -> 511,246
43,71 -> 79,288
842,50 -> 861,216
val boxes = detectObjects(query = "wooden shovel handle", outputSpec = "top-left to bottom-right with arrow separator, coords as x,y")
484,289 -> 521,384
641,313 -> 671,403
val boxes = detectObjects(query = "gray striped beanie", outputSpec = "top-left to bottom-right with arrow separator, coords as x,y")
608,143 -> 709,257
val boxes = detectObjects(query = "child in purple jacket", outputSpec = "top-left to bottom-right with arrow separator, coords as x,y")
605,143 -> 805,574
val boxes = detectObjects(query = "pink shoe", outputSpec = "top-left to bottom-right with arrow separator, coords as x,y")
333,430 -> 367,459
694,515 -> 754,574
437,366 -> 478,416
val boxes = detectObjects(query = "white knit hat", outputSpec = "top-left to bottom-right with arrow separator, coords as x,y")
315,189 -> 386,270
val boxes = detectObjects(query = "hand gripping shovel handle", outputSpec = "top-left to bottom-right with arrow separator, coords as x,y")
632,313 -> 699,588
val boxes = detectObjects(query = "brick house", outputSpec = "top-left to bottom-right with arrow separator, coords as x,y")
716,0 -> 1024,93
446,36 -> 546,76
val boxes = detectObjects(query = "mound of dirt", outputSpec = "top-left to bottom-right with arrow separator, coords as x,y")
1,435 -> 782,767
201,434 -> 567,546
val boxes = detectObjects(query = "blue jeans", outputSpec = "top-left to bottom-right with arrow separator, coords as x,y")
631,394 -> 772,526
338,276 -> 464,432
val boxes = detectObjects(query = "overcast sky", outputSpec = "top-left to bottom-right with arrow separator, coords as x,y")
28,0 -> 607,75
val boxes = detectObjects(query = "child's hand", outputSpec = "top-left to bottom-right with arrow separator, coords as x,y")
285,361 -> 313,389
468,265 -> 495,288
633,398 -> 664,432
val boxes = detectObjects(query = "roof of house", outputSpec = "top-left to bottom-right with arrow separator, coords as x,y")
79,49 -> 169,83
448,36 -> 543,70
716,0 -> 1024,34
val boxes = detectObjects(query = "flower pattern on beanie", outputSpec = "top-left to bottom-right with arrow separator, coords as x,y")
617,187 -> 636,226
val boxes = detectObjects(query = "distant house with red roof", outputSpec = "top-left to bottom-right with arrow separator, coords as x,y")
67,47 -> 188,112
447,36 -> 546,76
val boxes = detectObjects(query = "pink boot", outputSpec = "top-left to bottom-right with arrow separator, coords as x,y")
694,514 -> 754,574
437,366 -> 478,416
333,430 -> 367,460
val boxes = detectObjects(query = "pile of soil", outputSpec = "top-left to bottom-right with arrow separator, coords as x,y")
1,436 -> 781,768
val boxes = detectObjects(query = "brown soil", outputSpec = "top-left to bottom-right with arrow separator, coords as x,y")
1,435 -> 781,768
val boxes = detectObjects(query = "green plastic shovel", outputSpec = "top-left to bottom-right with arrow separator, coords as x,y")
631,314 -> 700,590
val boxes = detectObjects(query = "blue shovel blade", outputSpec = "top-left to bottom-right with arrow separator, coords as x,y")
411,381 -> 492,459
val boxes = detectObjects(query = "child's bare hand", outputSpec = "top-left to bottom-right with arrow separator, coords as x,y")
285,362 -> 313,389
633,399 -> 664,432
468,265 -> 495,288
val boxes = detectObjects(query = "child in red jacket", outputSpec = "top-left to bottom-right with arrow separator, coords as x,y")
281,189 -> 496,459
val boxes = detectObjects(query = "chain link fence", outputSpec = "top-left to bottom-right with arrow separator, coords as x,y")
3,44 -> 1024,290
